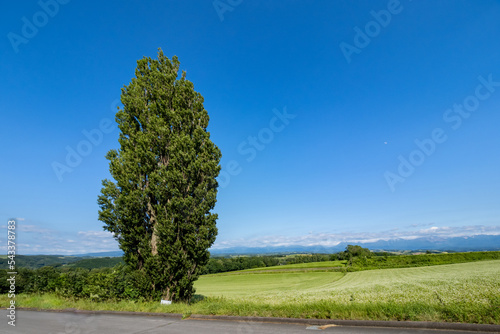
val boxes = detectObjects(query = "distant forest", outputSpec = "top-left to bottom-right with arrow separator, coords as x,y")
0,255 -> 123,270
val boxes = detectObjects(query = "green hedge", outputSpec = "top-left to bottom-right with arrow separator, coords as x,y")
0,265 -> 156,301
350,251 -> 500,270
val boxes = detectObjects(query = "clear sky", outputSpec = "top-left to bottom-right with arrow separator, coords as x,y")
1,0 -> 499,255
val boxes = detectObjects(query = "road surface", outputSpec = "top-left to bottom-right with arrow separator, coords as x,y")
0,310 -> 496,334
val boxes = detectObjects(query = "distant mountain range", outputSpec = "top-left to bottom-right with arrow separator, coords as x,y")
209,234 -> 500,255
71,251 -> 124,257
68,234 -> 500,257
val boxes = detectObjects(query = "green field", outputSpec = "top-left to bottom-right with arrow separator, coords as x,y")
196,272 -> 345,297
3,258 -> 499,323
241,260 -> 347,272
195,260 -> 500,307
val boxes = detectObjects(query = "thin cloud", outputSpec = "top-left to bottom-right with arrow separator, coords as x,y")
212,225 -> 500,250
17,224 -> 52,234
0,220 -> 119,255
78,231 -> 114,238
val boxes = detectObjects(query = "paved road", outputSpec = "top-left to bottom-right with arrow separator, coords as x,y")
0,310 -> 496,334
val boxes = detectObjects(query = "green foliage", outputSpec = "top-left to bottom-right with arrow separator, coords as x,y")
98,49 -> 221,301
202,254 -> 336,274
0,269 -> 11,293
0,264 -> 151,301
66,257 -> 124,269
349,251 -> 500,270
202,256 -> 279,274
345,245 -> 373,258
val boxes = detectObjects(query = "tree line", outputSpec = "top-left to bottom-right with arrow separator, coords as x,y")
0,265 -> 150,301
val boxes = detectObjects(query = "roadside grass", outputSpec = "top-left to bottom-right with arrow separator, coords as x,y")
3,260 -> 499,324
3,294 -> 498,324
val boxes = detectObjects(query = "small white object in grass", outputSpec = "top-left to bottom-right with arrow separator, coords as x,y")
161,300 -> 172,305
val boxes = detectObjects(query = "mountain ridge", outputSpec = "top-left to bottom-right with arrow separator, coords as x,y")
209,234 -> 500,255
22,234 -> 499,257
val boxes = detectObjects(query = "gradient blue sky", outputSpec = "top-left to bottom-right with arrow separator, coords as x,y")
1,0 -> 500,254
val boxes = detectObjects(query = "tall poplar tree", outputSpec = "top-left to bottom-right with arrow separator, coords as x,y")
98,49 -> 221,302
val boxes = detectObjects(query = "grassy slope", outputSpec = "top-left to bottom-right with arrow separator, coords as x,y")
242,260 -> 347,271
196,272 -> 345,297
195,260 -> 500,305
5,260 -> 499,323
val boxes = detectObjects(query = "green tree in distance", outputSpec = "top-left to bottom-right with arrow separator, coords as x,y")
98,49 -> 221,302
345,245 -> 372,258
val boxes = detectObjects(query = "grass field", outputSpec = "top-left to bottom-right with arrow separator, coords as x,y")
192,260 -> 500,323
195,260 -> 500,306
196,272 -> 345,297
5,259 -> 498,323
241,260 -> 347,272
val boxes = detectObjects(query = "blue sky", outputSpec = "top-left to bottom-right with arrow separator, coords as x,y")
1,0 -> 500,254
